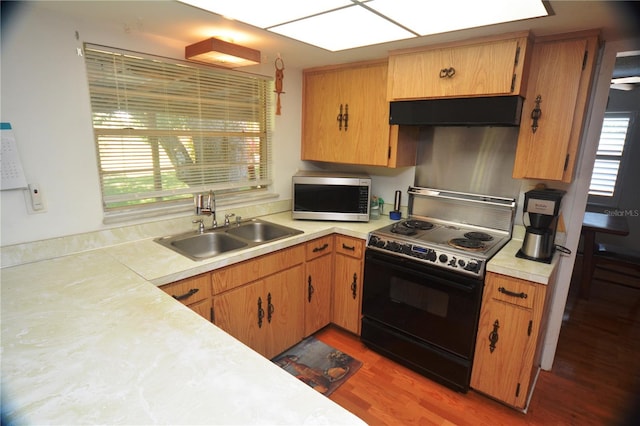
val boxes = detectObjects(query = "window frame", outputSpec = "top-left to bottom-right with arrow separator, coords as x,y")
588,111 -> 635,208
84,44 -> 274,222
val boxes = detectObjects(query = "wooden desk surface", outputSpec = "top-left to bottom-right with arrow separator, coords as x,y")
582,211 -> 630,236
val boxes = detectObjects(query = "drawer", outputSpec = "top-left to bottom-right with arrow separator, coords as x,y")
161,273 -> 211,306
306,236 -> 334,261
335,235 -> 364,258
212,245 -> 305,294
487,272 -> 536,309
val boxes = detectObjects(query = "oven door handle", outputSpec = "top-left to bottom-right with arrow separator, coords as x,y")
366,255 -> 476,294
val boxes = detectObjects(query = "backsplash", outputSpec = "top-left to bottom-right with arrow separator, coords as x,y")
1,200 -> 291,268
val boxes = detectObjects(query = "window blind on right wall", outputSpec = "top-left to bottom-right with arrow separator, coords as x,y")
588,114 -> 631,198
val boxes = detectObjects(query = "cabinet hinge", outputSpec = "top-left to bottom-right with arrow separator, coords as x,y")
514,46 -> 521,66
510,74 -> 516,93
564,154 -> 570,171
527,320 -> 533,336
582,50 -> 588,70
515,383 -> 521,398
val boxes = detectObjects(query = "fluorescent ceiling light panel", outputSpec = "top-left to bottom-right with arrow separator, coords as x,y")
178,0 -> 548,51
366,0 -> 549,36
178,0 -> 355,28
269,6 -> 415,51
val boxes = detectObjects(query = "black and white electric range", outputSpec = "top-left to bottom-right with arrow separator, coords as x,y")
361,186 -> 516,392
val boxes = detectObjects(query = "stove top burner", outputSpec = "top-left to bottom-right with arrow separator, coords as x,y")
448,238 -> 486,251
403,220 -> 434,230
390,223 -> 417,236
464,231 -> 493,241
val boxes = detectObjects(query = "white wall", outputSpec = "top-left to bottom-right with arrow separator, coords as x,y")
1,3 -> 305,246
539,37 -> 640,369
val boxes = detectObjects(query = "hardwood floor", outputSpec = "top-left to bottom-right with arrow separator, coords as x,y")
315,258 -> 640,425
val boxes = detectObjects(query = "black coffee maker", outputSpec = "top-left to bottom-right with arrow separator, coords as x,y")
517,188 -> 566,263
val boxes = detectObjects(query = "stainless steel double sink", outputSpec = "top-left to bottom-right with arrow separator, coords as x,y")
154,218 -> 303,261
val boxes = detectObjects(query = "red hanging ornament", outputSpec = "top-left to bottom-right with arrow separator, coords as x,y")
274,56 -> 285,115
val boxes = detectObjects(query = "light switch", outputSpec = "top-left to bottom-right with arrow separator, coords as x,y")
27,183 -> 45,212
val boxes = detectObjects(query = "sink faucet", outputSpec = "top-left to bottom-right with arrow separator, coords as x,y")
194,190 -> 217,228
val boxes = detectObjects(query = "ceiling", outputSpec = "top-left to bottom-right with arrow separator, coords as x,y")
21,1 -> 640,70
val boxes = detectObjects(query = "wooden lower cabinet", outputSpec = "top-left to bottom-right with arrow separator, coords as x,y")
304,236 -> 334,336
160,273 -> 212,321
332,235 -> 364,334
470,271 -> 553,409
213,265 -> 304,359
166,234 -> 367,359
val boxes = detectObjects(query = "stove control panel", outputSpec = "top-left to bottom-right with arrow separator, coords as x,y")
367,235 -> 484,278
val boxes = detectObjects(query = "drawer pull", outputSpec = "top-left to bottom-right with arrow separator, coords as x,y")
313,243 -> 329,253
342,243 -> 355,251
498,286 -> 528,299
172,288 -> 199,301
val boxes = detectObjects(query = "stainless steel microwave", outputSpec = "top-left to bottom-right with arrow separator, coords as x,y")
292,171 -> 371,222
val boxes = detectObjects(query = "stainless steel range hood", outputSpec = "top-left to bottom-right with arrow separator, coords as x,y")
389,96 -> 523,126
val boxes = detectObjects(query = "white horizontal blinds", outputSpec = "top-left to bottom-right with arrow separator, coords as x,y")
84,44 -> 272,212
589,115 -> 630,197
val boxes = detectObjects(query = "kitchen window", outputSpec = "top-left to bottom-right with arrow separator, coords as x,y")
588,112 -> 634,205
84,44 -> 273,221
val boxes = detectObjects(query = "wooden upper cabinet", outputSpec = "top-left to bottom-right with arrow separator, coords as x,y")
513,31 -> 599,182
302,61 -> 418,167
387,33 -> 531,100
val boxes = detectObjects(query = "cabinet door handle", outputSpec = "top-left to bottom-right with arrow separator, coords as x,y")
342,243 -> 355,251
489,319 -> 500,353
439,67 -> 456,78
312,243 -> 329,253
172,288 -> 199,301
344,104 -> 349,131
257,297 -> 264,328
308,276 -> 315,302
337,104 -> 343,130
498,286 -> 528,299
351,273 -> 357,299
530,95 -> 542,133
267,292 -> 274,323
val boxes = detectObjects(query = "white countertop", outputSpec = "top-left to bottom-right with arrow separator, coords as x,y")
1,213 -> 558,424
1,252 -> 367,425
487,226 -> 560,284
1,212 -> 395,425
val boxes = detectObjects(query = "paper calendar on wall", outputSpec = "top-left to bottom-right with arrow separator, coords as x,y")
1,123 -> 28,190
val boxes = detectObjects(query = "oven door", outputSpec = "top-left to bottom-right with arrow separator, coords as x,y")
362,248 -> 483,359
